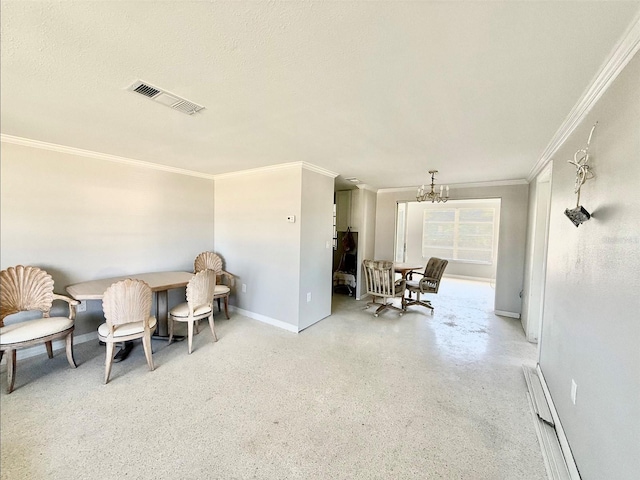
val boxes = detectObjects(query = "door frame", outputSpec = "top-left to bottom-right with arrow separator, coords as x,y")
525,162 -> 553,344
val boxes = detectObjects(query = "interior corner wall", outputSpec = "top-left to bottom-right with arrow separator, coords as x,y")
375,184 -> 528,315
538,51 -> 640,480
356,188 -> 377,299
213,167 -> 302,330
0,141 -> 215,336
298,169 -> 334,330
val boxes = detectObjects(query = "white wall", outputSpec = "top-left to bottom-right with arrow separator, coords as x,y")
0,141 -> 215,335
214,167 -> 301,330
299,168 -> 334,330
538,51 -> 640,480
214,164 -> 334,332
375,184 -> 528,315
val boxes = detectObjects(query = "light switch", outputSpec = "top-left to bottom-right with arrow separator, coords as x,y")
287,215 -> 296,223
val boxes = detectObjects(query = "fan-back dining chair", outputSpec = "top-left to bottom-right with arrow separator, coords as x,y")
362,260 -> 406,317
403,257 -> 448,313
0,265 -> 78,393
194,252 -> 234,319
99,279 -> 156,384
168,269 -> 217,354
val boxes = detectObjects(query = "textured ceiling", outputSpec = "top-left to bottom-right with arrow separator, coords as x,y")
2,1 -> 639,189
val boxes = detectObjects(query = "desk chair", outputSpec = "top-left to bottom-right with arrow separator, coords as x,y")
362,260 -> 406,317
403,257 -> 448,314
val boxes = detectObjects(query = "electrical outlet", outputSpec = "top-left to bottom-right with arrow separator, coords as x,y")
307,292 -> 312,302
76,301 -> 86,313
242,284 -> 247,293
571,379 -> 577,405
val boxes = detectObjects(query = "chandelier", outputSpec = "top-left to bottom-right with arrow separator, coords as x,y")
416,170 -> 449,203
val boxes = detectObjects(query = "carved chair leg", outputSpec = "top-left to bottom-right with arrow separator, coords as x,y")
208,313 -> 217,342
7,349 -> 17,394
168,316 -> 174,345
104,341 -> 115,384
142,333 -> 154,371
216,297 -> 222,313
223,295 -> 230,319
0,350 -> 3,364
65,332 -> 77,368
45,341 -> 54,359
187,320 -> 194,354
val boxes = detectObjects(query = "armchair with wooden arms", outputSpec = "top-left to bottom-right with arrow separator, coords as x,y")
0,265 -> 78,393
402,257 -> 448,314
362,260 -> 405,317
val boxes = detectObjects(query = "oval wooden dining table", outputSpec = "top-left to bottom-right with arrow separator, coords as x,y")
66,271 -> 194,338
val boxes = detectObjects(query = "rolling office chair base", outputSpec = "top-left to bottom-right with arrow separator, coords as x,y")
365,299 -> 404,317
402,297 -> 435,314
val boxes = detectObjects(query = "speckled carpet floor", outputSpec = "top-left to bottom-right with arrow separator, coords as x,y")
0,279 -> 545,479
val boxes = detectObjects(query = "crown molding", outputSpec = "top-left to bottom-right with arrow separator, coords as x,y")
213,161 -> 337,180
0,134 -> 338,181
377,178 -> 528,194
355,183 -> 378,193
301,162 -> 339,178
528,14 -> 640,182
450,179 -> 528,189
0,134 -> 215,180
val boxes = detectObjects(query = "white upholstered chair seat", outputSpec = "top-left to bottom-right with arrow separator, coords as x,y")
214,285 -> 230,295
98,316 -> 157,339
169,303 -> 212,318
0,317 -> 74,345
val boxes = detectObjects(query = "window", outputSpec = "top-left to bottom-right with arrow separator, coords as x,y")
422,207 -> 496,264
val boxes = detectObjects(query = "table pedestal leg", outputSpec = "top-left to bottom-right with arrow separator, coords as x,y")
153,290 -> 184,341
156,290 -> 168,337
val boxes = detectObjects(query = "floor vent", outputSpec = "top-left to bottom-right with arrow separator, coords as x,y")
128,80 -> 205,115
523,365 -> 573,480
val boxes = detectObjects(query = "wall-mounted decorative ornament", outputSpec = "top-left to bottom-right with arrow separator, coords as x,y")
564,122 -> 597,227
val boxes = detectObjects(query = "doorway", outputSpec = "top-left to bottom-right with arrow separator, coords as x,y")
523,165 -> 552,343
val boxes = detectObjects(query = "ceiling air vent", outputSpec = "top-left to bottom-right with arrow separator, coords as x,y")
133,83 -> 161,98
127,80 -> 205,115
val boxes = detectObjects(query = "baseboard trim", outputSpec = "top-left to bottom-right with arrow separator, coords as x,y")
0,331 -> 98,365
536,364 -> 581,479
229,306 -> 299,333
443,273 -> 492,283
495,310 -> 521,319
